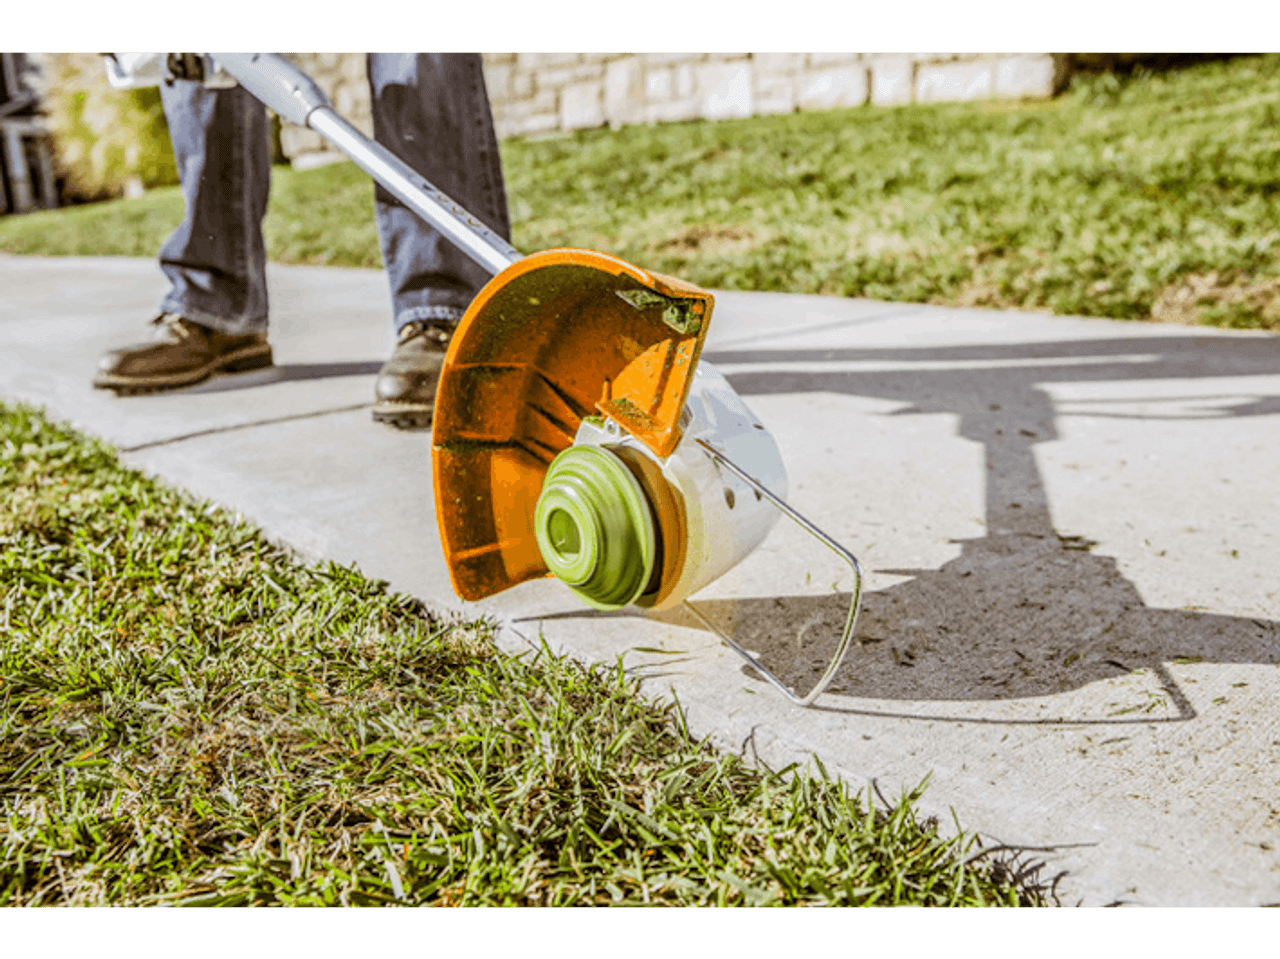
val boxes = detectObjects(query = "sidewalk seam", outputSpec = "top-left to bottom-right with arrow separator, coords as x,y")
117,403 -> 374,452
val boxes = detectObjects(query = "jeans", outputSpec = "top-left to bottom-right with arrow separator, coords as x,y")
157,53 -> 511,337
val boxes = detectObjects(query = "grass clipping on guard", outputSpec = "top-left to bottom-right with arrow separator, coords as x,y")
0,402 -> 1047,906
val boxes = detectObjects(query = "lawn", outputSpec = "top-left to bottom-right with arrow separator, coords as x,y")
0,401 -> 1045,905
10,55 -> 1268,907
4,54 -> 1280,328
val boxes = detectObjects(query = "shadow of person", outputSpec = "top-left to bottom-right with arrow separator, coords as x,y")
679,331 -> 1280,715
175,361 -> 383,395
529,331 -> 1280,718
674,529 -> 1280,722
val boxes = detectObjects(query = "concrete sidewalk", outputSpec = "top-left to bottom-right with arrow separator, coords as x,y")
4,252 -> 1280,906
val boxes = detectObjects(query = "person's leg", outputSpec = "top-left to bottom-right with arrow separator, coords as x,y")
367,52 -> 511,426
158,79 -> 273,334
95,80 -> 273,391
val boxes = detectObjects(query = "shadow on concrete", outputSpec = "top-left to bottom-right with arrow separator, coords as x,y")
175,361 -> 383,395
112,361 -> 387,451
709,333 -> 1280,713
528,332 -> 1280,719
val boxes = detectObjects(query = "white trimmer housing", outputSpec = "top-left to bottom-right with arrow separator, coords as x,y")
572,362 -> 788,612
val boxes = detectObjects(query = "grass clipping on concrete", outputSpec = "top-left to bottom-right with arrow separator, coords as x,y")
0,402 -> 1044,906
5,55 -> 1280,330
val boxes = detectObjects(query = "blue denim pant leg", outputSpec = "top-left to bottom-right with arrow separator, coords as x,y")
367,53 -> 512,332
157,80 -> 272,336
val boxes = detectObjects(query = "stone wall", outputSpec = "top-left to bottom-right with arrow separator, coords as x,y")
281,52 -> 1061,166
490,53 -> 1058,136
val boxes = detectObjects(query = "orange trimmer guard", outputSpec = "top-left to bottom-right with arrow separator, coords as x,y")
432,248 -> 715,602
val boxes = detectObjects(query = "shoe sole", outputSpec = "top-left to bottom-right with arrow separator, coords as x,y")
94,343 -> 274,394
372,400 -> 434,430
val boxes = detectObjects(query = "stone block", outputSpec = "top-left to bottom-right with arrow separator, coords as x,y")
512,111 -> 561,136
643,52 -> 707,66
484,63 -> 512,99
570,62 -> 607,84
994,54 -> 1056,99
517,52 -> 580,70
502,89 -> 558,124
645,67 -> 674,101
537,66 -> 576,91
333,81 -> 363,118
561,81 -> 604,130
753,75 -> 796,115
645,97 -> 700,124
871,57 -> 914,105
698,62 -> 753,120
753,52 -> 805,74
604,57 -> 643,128
510,69 -> 535,100
676,64 -> 696,98
797,66 -> 869,110
526,89 -> 559,114
341,54 -> 366,84
807,52 -> 860,67
280,125 -> 324,160
915,61 -> 993,102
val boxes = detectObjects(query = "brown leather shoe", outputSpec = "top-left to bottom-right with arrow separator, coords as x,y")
372,320 -> 453,429
94,313 -> 273,393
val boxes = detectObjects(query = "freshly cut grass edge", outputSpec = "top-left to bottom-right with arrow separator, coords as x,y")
0,400 -> 1050,906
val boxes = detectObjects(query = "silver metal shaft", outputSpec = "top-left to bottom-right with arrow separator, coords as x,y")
213,52 -> 522,278
307,109 -> 521,277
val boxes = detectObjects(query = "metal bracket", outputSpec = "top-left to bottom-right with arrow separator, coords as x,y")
164,53 -> 205,84
615,288 -> 702,335
684,438 -> 863,707
166,54 -> 238,89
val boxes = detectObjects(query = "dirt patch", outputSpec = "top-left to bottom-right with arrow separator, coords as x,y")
656,224 -> 758,255
953,272 -> 1008,308
951,249 -> 1051,311
1150,271 -> 1280,328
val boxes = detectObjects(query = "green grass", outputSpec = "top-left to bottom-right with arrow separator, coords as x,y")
5,55 -> 1280,329
514,55 -> 1280,329
0,401 -> 1044,906
0,161 -> 383,266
